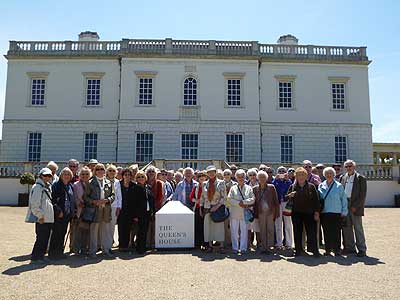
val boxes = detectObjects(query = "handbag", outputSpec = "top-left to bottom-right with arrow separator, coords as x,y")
80,207 -> 96,223
210,205 -> 230,223
238,186 -> 254,224
283,185 -> 294,216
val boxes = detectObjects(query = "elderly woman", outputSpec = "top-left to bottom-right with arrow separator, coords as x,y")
189,171 -> 208,249
200,165 -> 226,253
287,167 -> 321,257
26,168 -> 54,263
49,167 -> 75,259
246,168 -> 260,249
133,170 -> 155,254
227,169 -> 255,254
46,161 -> 59,183
223,169 -> 236,249
318,167 -> 348,256
253,171 -> 280,254
117,168 -> 136,251
105,164 -> 121,252
174,171 -> 183,184
84,163 -> 115,258
72,167 -> 92,255
273,166 -> 293,249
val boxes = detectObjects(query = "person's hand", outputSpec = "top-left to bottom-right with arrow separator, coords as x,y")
199,208 -> 203,218
350,207 -> 357,214
38,218 -> 45,224
239,201 -> 246,208
133,217 -> 139,222
116,208 -> 121,217
314,212 -> 320,221
210,205 -> 218,213
58,212 -> 63,219
288,191 -> 296,198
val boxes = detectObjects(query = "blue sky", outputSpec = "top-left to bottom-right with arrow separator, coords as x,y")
0,0 -> 399,142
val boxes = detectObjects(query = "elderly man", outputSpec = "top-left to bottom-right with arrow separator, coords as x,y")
87,159 -> 98,173
340,160 -> 368,257
172,167 -> 198,209
174,171 -> 183,184
166,170 -> 176,191
46,161 -> 59,183
68,159 -> 80,183
316,163 -> 326,182
303,160 -> 322,187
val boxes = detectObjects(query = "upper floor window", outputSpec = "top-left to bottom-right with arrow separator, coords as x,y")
329,77 -> 350,111
27,72 -> 49,106
83,72 -> 105,107
135,71 -> 157,106
84,132 -> 98,161
27,132 -> 42,162
226,133 -> 243,162
139,77 -> 153,105
136,133 -> 153,162
181,133 -> 198,169
275,75 -> 296,110
183,77 -> 197,106
224,72 -> 245,107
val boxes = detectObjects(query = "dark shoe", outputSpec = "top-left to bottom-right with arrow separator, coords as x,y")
324,252 -> 333,257
294,250 -> 307,257
356,251 -> 367,257
334,252 -> 343,257
261,250 -> 272,255
313,252 -> 322,258
342,249 -> 357,255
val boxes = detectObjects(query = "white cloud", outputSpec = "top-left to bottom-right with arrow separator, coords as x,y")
373,119 -> 400,143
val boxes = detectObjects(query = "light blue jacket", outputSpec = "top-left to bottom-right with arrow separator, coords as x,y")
318,180 -> 348,215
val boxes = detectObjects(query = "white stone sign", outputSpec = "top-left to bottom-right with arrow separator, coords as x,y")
155,201 -> 194,248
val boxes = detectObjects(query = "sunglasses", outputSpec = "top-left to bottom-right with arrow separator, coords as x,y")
69,165 -> 78,168
161,173 -> 167,176
266,171 -> 273,174
96,168 -> 105,171
288,170 -> 295,173
248,174 -> 256,177
137,176 -> 146,179
147,170 -> 155,173
42,174 -> 52,178
344,165 -> 353,168
107,170 -> 116,173
80,173 -> 90,176
316,167 -> 324,169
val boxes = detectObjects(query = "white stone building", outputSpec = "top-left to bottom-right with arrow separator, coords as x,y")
1,32 -> 373,165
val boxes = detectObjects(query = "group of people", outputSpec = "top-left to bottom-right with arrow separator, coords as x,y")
26,158 -> 368,264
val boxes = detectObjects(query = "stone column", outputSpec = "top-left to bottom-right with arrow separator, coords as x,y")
375,152 -> 381,164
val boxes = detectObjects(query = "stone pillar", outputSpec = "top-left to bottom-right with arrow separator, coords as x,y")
252,41 -> 259,55
375,152 -> 381,164
209,40 -> 216,55
165,38 -> 172,54
392,153 -> 398,165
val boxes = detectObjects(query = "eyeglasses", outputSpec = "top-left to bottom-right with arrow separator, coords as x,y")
288,170 -> 295,173
344,165 -> 353,168
248,174 -> 256,177
161,173 -> 167,176
316,167 -> 324,170
80,173 -> 90,176
266,171 -> 273,174
137,176 -> 146,179
147,170 -> 155,173
230,168 -> 237,171
304,165 -> 312,169
95,168 -> 105,171
107,170 -> 116,173
42,174 -> 52,178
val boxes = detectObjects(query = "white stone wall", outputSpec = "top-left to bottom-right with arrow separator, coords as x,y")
1,120 -> 117,162
261,123 -> 373,164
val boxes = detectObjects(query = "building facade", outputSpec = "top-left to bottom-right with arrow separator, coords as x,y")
1,32 -> 373,164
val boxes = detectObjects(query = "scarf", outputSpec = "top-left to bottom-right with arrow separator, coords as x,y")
207,177 -> 216,201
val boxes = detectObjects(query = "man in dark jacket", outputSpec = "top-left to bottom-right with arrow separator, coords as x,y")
340,160 -> 367,257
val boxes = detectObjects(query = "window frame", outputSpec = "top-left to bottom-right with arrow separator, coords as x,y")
280,135 -> 294,163
135,71 -> 157,107
83,132 -> 98,162
135,132 -> 154,163
182,75 -> 199,107
329,77 -> 350,111
225,133 -> 244,163
275,75 -> 296,110
82,72 -> 105,108
27,132 -> 42,162
26,72 -> 49,107
334,135 -> 348,163
223,72 -> 245,108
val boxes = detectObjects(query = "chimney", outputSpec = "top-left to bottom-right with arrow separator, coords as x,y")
277,34 -> 299,45
78,31 -> 100,42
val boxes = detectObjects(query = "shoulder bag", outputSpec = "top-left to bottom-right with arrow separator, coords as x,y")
238,186 -> 254,224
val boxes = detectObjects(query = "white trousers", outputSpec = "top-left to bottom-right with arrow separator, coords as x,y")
275,201 -> 293,247
230,219 -> 248,251
90,222 -> 109,255
103,207 -> 118,250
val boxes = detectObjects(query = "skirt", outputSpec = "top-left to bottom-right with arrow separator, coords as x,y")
203,213 -> 225,242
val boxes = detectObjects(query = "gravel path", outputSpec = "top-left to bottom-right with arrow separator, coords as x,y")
1,207 -> 399,300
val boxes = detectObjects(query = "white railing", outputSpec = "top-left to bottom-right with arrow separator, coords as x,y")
8,40 -> 368,61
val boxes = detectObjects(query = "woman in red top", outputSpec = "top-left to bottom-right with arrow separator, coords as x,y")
189,171 -> 208,250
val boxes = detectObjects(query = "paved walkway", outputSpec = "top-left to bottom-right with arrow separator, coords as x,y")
0,207 -> 399,300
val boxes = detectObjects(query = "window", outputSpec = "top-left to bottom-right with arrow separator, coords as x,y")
332,83 -> 345,110
31,79 -> 46,106
136,133 -> 153,162
27,132 -> 42,162
227,79 -> 241,106
139,77 -> 153,105
84,133 -> 98,161
280,135 -> 293,163
86,79 -> 101,106
226,134 -> 243,162
181,133 -> 198,168
183,77 -> 197,106
335,136 -> 347,163
278,81 -> 293,109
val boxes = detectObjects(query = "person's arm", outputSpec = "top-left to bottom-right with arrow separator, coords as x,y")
339,185 -> 348,216
114,181 -> 122,208
270,185 -> 280,219
227,186 -> 240,207
30,185 -> 44,220
242,186 -> 255,206
356,175 -> 367,210
51,182 -> 62,216
310,185 -> 321,217
171,183 -> 180,201
189,185 -> 196,202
